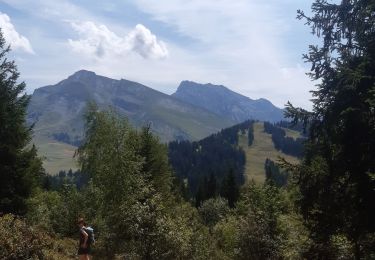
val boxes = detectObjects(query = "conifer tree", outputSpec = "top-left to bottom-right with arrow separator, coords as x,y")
284,1 -> 375,258
0,29 -> 44,214
207,172 -> 217,199
220,170 -> 239,208
137,125 -> 173,199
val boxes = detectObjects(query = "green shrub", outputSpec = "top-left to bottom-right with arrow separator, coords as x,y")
213,215 -> 240,259
27,186 -> 84,237
198,197 -> 230,228
0,214 -> 47,259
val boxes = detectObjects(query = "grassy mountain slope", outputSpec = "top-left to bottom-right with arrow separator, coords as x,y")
169,120 -> 302,199
238,122 -> 300,183
34,136 -> 78,175
283,127 -> 302,139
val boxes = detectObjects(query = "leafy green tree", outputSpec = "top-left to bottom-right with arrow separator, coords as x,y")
76,105 -> 217,259
0,29 -> 44,214
212,215 -> 240,259
236,182 -> 288,259
27,185 -> 83,236
76,105 -> 145,255
198,197 -> 229,228
284,1 -> 375,258
26,190 -> 63,233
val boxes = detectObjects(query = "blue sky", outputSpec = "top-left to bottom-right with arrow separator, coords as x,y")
0,0 -> 317,109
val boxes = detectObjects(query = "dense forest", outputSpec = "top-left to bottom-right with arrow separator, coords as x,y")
168,120 -> 253,206
264,158 -> 288,188
264,121 -> 305,157
1,0 -> 374,259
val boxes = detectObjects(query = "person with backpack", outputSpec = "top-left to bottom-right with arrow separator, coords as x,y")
77,218 -> 93,260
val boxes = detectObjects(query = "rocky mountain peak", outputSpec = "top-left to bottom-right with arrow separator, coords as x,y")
67,70 -> 97,81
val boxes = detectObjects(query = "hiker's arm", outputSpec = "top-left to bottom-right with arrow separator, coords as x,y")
81,230 -> 89,248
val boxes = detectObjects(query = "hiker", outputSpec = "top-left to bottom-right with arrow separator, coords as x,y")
77,218 -> 91,260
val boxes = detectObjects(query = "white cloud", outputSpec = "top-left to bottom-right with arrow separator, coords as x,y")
68,21 -> 168,60
128,24 -> 169,59
2,0 -> 314,109
0,12 -> 34,54
130,0 -> 314,109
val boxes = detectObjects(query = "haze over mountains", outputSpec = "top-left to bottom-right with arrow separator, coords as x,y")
27,70 -> 284,147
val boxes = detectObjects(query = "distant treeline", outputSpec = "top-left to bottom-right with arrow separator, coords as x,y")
275,120 -> 307,135
44,169 -> 89,190
264,122 -> 305,157
168,120 -> 254,206
52,132 -> 82,146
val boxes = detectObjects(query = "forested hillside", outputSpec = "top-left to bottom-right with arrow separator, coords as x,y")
264,121 -> 305,157
168,120 -> 302,206
169,121 -> 253,206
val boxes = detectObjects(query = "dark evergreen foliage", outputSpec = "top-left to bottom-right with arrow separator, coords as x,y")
194,173 -> 220,207
248,122 -> 254,146
264,159 -> 288,187
283,1 -> 375,258
44,169 -> 89,190
169,120 -> 253,202
0,30 -> 44,214
264,122 -> 305,157
275,120 -> 307,135
207,172 -> 217,199
52,132 -> 82,146
136,125 -> 173,198
220,170 -> 240,208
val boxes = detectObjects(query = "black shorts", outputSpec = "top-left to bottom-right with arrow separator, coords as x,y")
78,247 -> 91,255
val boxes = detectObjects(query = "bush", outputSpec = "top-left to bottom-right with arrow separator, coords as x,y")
235,183 -> 289,259
0,214 -> 47,259
212,215 -> 240,259
198,197 -> 230,228
26,190 -> 62,233
277,213 -> 310,259
27,186 -> 84,237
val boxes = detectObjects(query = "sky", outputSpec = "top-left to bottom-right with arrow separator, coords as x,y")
0,0 -> 317,109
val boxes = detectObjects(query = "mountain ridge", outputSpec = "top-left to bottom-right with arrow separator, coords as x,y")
28,70 -> 235,145
28,70 -> 287,174
172,80 -> 284,123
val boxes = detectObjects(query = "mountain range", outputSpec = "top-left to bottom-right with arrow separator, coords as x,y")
173,81 -> 284,123
28,70 -> 284,145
